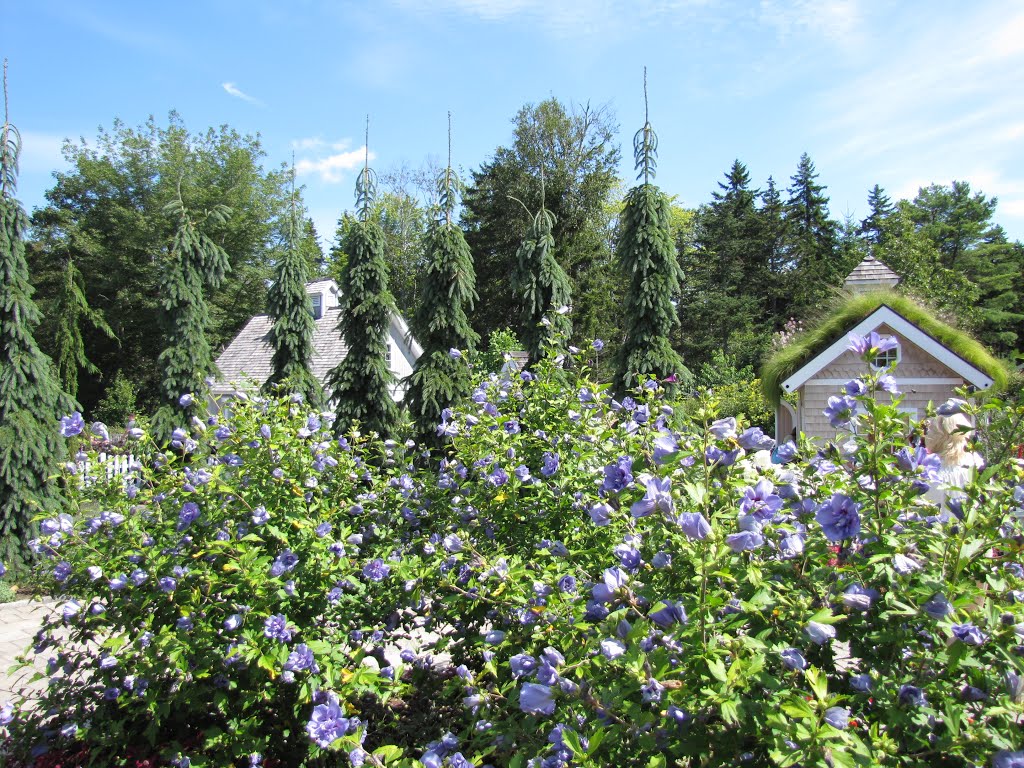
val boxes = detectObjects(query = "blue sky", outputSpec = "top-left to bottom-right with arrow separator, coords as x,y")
8,0 -> 1024,244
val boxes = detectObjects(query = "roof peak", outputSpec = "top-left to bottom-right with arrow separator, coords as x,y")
844,255 -> 900,293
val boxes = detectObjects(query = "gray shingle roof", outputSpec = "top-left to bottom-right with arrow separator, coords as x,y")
844,255 -> 900,291
213,308 -> 349,394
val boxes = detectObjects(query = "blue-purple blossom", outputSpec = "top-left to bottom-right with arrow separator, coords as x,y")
53,561 -> 71,582
739,479 -> 783,521
850,673 -> 873,692
224,614 -> 243,632
592,567 -> 629,604
709,417 -> 737,440
588,501 -> 612,527
652,434 -> 678,464
270,550 -> 299,578
824,395 -> 859,428
844,379 -> 868,397
510,654 -> 537,678
674,512 -> 711,540
362,559 -> 390,582
781,648 -> 807,670
898,684 -> 927,707
263,615 -> 294,643
592,339 -> 604,351
602,456 -> 634,493
159,577 -> 177,593
738,427 -> 775,452
178,502 -> 201,531
519,683 -> 556,716
487,467 -> 509,487
878,374 -> 900,394
285,644 -> 319,674
443,534 -> 464,553
614,543 -> 641,572
775,442 -> 798,464
805,621 -> 836,645
824,707 -> 849,729
649,600 -> 688,628
600,638 -> 626,659
109,574 -> 128,591
952,623 -> 987,646
315,522 -> 332,537
642,677 -> 665,703
841,584 -> 880,611
306,692 -> 349,748
631,476 -> 673,518
893,554 -> 921,575
541,452 -> 560,477
178,393 -> 194,407
816,494 -> 861,541
250,506 -> 269,526
91,421 -> 110,441
991,751 -> 1024,768
60,412 -> 85,437
726,531 -> 764,552
847,331 -> 898,358
922,593 -> 954,620
557,575 -> 577,593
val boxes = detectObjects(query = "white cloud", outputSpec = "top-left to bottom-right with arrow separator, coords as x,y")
296,147 -> 375,184
759,0 -> 862,46
221,82 -> 263,106
291,137 -> 353,152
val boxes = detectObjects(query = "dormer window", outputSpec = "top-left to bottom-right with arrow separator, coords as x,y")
311,293 -> 322,320
872,342 -> 900,370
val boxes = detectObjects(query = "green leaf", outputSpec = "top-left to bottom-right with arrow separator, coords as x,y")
707,657 -> 728,684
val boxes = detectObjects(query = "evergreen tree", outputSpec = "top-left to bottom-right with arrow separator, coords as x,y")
679,160 -> 764,367
858,184 -> 894,247
757,176 -> 790,325
265,172 -> 322,407
327,148 -> 399,437
52,255 -> 116,399
151,191 -> 231,443
784,153 -> 839,317
0,70 -> 76,572
513,179 -> 572,363
405,142 -> 480,447
614,80 -> 688,395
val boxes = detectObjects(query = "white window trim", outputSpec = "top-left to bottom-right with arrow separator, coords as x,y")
871,343 -> 901,371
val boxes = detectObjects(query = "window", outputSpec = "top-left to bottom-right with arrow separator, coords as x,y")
385,343 -> 393,368
872,342 -> 900,370
311,293 -> 322,320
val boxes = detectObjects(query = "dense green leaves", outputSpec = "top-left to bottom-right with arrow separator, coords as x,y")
514,205 -> 572,363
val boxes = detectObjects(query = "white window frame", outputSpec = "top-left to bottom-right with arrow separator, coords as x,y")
311,293 -> 322,320
871,342 -> 900,371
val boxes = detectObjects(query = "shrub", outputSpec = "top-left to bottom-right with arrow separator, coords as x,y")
2,341 -> 1023,767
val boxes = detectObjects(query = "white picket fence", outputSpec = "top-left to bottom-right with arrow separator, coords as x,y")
79,453 -> 138,486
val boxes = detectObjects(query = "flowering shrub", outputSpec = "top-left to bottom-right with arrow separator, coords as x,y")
2,339 -> 1023,767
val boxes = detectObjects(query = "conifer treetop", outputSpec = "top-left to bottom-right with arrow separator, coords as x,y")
633,67 -> 658,184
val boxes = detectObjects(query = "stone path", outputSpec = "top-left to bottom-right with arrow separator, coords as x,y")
0,599 -> 55,701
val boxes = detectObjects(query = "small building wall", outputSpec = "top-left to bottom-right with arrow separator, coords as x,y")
796,324 -> 966,443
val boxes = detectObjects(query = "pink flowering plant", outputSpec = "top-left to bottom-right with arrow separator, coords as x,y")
2,336 -> 1023,767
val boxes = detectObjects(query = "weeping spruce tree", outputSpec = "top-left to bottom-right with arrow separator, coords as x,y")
151,190 -> 231,443
265,171 -> 322,407
53,255 -> 116,399
405,130 -> 479,447
614,77 -> 689,395
327,143 -> 399,437
0,69 -> 76,572
514,176 -> 572,364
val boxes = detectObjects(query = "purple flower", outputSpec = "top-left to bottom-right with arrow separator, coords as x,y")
600,638 -> 626,659
285,643 -> 319,674
709,417 -> 737,440
652,434 -> 678,464
805,621 -> 836,645
952,623 -> 987,646
631,476 -> 673,518
844,379 -> 868,397
775,442 -> 798,464
992,752 -> 1024,768
362,558 -> 390,582
850,673 -> 873,692
315,522 -> 332,537
61,600 -> 81,620
443,534 -> 464,553
591,567 -> 629,604
781,648 -> 807,670
841,584 -> 879,611
178,502 -> 201,531
898,684 -> 927,708
893,554 -> 921,575
510,654 -> 537,678
252,506 -> 270,525
642,677 -> 665,703
541,452 -> 560,477
726,531 -> 764,552
306,691 -> 349,748
557,575 -> 577,593
922,593 -> 953,620
487,467 -> 509,487
1,701 -> 14,725
91,421 -> 110,441
179,393 -> 194,407
588,501 -> 613,527
59,412 -> 85,437
824,395 -> 859,428
159,577 -> 177,593
649,600 -> 688,628
224,614 -> 243,631
674,512 -> 711,540
614,543 -> 642,572
739,479 -> 783,521
270,550 -> 299,578
816,494 -> 861,542
738,427 -> 775,452
824,706 -> 849,729
519,683 -> 556,716
601,456 -> 634,493
109,574 -> 128,591
847,331 -> 898,358
53,561 -> 71,582
878,375 -> 900,394
592,339 -> 604,351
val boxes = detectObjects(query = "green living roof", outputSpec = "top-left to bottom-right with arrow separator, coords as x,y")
760,290 -> 1010,407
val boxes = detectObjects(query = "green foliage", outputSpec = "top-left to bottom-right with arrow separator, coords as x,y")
52,256 -> 116,398
151,195 -> 231,443
462,99 -> 619,345
327,169 -> 399,437
8,351 -> 1024,767
264,193 -> 322,408
28,113 -> 294,415
761,290 -> 1010,407
405,166 -> 479,447
691,349 -> 774,432
0,115 -> 76,574
514,205 -> 572,363
92,371 -> 139,427
475,327 -> 523,374
0,579 -> 15,603
614,118 -> 688,394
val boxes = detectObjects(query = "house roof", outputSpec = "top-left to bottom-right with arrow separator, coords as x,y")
760,291 -> 1009,407
843,255 -> 900,292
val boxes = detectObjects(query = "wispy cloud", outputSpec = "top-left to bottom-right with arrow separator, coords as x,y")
221,82 -> 264,106
758,0 -> 862,47
295,142 -> 374,184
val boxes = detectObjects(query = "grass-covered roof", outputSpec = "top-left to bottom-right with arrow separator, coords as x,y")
760,291 -> 1010,407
